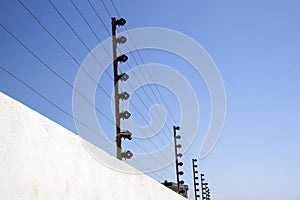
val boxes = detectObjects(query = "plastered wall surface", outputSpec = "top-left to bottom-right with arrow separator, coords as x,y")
0,92 -> 186,200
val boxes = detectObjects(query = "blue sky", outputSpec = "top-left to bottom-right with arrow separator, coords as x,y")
1,0 -> 300,199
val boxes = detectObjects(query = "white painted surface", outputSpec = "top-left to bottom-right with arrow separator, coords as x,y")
0,92 -> 186,200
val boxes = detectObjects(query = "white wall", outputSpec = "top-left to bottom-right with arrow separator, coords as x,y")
0,92 -> 186,200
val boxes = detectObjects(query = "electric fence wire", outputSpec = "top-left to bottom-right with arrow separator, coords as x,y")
2,1 -> 205,196
5,0 -> 176,177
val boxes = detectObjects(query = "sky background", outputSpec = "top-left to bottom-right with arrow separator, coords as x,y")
1,0 -> 300,199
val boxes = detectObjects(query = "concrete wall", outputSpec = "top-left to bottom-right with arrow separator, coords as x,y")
0,92 -> 186,200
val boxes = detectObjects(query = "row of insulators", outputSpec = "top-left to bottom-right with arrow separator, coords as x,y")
192,159 -> 201,199
115,17 -> 133,160
174,126 -> 185,194
200,174 -> 211,200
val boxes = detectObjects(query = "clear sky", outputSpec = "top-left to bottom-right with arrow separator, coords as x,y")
1,0 -> 300,200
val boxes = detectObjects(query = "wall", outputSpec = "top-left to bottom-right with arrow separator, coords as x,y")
0,92 -> 186,200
